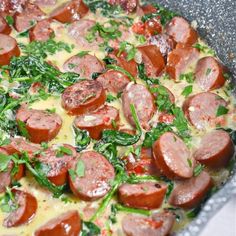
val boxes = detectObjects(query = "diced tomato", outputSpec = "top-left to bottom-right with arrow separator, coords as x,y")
145,17 -> 162,36
132,22 -> 145,35
158,113 -> 175,124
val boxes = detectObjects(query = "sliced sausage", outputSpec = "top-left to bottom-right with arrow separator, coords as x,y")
144,17 -> 162,36
16,105 -> 62,144
34,210 -> 81,236
96,70 -> 130,93
166,47 -> 199,79
166,16 -> 198,46
50,0 -> 89,23
148,34 -> 176,59
61,80 -> 106,115
194,130 -> 235,168
74,105 -> 119,140
195,56 -> 226,91
0,148 -> 12,193
3,189 -> 37,227
150,85 -> 175,103
122,83 -> 155,130
0,15 -> 11,34
0,34 -> 20,66
118,182 -> 167,209
169,171 -> 213,209
124,148 -> 159,176
69,151 -> 115,201
153,132 -> 194,179
37,144 -> 76,186
137,4 -> 157,16
138,45 -> 165,77
29,19 -> 54,42
13,3 -> 45,32
0,0 -> 27,14
67,19 -> 103,50
122,211 -> 175,236
182,92 -> 227,130
63,54 -> 105,79
109,50 -> 138,77
108,0 -> 138,13
34,0 -> 57,6
2,137 -> 41,156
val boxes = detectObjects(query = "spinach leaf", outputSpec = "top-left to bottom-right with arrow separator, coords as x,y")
138,63 -> 159,85
0,187 -> 18,213
141,4 -> 177,25
73,126 -> 91,152
0,153 -> 11,172
81,221 -> 101,236
19,38 -> 73,59
143,123 -> 173,148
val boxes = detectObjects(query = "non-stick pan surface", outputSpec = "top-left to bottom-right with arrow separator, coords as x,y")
147,1 -> 236,235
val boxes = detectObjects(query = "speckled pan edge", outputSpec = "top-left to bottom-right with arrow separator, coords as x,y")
146,0 -> 236,235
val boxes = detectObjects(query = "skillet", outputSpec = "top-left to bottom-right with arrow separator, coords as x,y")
147,0 -> 236,235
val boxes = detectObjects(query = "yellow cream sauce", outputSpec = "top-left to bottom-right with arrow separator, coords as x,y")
0,1 -> 236,235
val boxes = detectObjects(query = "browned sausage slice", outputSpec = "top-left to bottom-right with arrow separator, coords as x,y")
195,56 -> 226,91
37,144 -> 76,186
34,210 -> 81,236
3,189 -> 37,227
2,137 -> 41,156
169,171 -> 213,209
61,80 -> 106,115
194,130 -> 235,168
50,0 -> 89,23
148,33 -> 176,58
67,19 -> 103,50
124,147 -> 160,176
153,132 -> 194,179
118,182 -> 167,209
96,70 -> 130,93
0,150 -> 25,193
183,92 -> 227,130
63,54 -> 105,79
108,0 -> 138,13
109,50 -> 138,77
166,16 -> 198,46
0,15 -> 11,34
29,19 -> 54,41
122,211 -> 175,236
74,105 -> 119,140
122,83 -> 155,130
0,34 -> 20,65
16,105 -> 62,144
13,3 -> 45,32
166,47 -> 199,79
69,151 -> 115,201
138,45 -> 165,77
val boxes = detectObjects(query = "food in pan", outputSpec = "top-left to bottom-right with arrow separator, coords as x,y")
0,0 -> 235,235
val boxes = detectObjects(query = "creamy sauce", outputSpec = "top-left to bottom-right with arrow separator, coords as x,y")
0,1 -> 236,235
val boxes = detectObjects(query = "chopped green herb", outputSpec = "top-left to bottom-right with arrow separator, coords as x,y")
46,108 -> 56,113
187,158 -> 192,168
179,72 -> 194,83
165,181 -> 174,200
76,51 -> 90,58
0,153 -> 11,172
0,187 -> 18,213
193,43 -> 215,55
17,120 -> 30,139
206,68 -> 212,76
194,164 -> 204,177
73,126 -> 91,152
56,146 -> 73,157
5,15 -> 14,25
216,105 -> 229,117
117,41 -> 137,61
75,160 -> 85,178
106,94 -> 117,103
181,85 -> 193,97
